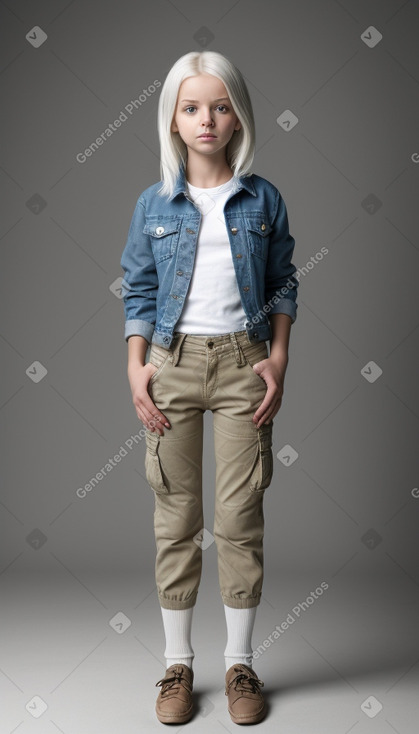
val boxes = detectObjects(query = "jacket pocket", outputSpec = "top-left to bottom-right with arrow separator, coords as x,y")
245,215 -> 272,261
143,217 -> 181,263
145,431 -> 169,494
249,423 -> 273,493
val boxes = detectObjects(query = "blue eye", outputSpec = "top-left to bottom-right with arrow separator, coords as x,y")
184,105 -> 229,113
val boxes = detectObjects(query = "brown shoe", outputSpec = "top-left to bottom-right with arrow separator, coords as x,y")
225,663 -> 266,724
155,663 -> 194,724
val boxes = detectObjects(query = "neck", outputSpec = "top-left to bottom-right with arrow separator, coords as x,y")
185,153 -> 233,188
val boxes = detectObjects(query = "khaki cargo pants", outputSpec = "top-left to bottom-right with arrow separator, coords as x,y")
144,329 -> 274,610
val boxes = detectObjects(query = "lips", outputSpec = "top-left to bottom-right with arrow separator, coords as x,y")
198,133 -> 216,138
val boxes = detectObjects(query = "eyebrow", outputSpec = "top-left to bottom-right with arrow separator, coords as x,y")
180,97 -> 230,103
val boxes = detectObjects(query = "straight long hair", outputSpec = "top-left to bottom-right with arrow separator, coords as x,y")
156,51 -> 255,198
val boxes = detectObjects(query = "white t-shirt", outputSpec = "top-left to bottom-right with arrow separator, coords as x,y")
175,176 -> 248,335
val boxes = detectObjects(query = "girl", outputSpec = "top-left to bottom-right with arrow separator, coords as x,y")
120,50 -> 299,725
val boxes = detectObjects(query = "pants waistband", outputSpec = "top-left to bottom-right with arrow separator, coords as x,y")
166,330 -> 266,367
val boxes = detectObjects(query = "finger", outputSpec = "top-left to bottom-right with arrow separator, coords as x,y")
135,407 -> 155,432
253,388 -> 278,422
141,406 -> 164,434
142,393 -> 171,433
255,407 -> 277,428
254,396 -> 282,428
133,402 -> 155,430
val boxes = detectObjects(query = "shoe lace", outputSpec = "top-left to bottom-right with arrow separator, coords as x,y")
155,666 -> 193,696
225,666 -> 265,696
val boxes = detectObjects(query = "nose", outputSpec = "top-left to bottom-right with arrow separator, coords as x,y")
200,109 -> 214,127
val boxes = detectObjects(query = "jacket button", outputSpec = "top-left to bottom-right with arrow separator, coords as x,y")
231,227 -> 238,234
236,253 -> 242,258
243,286 -> 250,291
176,270 -> 183,275
261,223 -> 266,231
155,226 -> 165,235
253,332 -> 259,338
186,228 -> 195,234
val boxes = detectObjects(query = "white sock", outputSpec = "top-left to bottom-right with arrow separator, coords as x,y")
161,607 -> 195,671
223,605 -> 257,671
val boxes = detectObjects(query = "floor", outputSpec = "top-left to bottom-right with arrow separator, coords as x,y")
1,568 -> 418,733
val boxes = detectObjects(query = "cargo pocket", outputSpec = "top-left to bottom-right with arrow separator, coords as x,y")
249,423 -> 273,493
144,431 -> 169,495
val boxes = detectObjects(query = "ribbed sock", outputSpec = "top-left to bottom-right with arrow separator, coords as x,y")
160,607 -> 195,671
223,605 -> 257,671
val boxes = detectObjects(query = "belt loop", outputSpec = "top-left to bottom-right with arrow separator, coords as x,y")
229,331 -> 247,366
170,332 -> 187,366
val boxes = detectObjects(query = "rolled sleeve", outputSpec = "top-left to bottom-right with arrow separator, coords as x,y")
120,197 -> 157,342
265,190 -> 299,323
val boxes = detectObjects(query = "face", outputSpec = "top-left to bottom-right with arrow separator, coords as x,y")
171,73 -> 242,160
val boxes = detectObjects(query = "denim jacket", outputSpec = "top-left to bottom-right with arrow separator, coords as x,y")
120,164 -> 299,349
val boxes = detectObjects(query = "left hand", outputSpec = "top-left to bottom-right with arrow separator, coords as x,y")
251,356 -> 288,428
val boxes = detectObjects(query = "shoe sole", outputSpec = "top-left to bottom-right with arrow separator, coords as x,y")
228,702 -> 266,724
156,704 -> 194,724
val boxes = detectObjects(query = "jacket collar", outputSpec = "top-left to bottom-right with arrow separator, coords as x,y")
167,162 -> 257,201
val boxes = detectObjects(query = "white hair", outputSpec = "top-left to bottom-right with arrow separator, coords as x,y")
156,51 -> 255,198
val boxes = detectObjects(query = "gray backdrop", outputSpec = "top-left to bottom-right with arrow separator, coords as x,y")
1,1 -> 418,732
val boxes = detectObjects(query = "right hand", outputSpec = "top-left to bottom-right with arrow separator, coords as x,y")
127,363 -> 171,436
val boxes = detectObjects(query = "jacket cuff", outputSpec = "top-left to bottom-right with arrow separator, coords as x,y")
124,320 -> 155,343
269,299 -> 297,323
